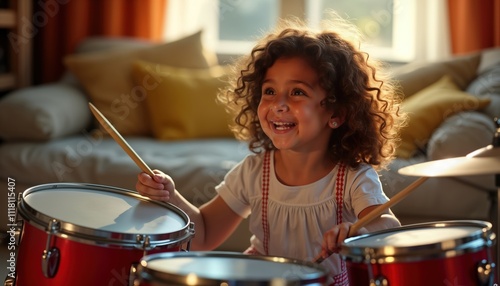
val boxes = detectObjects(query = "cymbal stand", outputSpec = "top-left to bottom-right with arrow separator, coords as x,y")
494,176 -> 499,282
492,118 -> 499,281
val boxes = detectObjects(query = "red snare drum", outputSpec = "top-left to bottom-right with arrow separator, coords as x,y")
341,220 -> 496,285
131,251 -> 328,285
13,183 -> 194,286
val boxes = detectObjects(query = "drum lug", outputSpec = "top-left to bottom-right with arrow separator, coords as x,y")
41,219 -> 61,278
477,259 -> 495,286
370,276 -> 389,286
128,263 -> 139,286
11,192 -> 23,246
136,234 -> 152,251
366,257 -> 388,286
13,223 -> 23,247
183,222 -> 195,252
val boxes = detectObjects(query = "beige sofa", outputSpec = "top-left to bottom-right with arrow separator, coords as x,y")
0,31 -> 499,252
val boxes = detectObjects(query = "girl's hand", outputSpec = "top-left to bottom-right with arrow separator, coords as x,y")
136,170 -> 175,202
319,222 -> 368,259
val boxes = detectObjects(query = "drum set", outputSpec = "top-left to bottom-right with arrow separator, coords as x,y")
2,145 -> 498,286
3,104 -> 497,285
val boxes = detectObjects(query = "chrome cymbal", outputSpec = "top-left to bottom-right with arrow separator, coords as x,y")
398,145 -> 500,177
467,144 -> 500,158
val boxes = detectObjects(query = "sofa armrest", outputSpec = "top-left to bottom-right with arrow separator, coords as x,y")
0,82 -> 91,141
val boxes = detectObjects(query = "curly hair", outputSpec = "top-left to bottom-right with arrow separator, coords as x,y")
218,14 -> 405,170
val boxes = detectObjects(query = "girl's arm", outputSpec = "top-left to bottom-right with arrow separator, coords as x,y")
319,206 -> 400,259
197,195 -> 244,250
136,170 -> 243,250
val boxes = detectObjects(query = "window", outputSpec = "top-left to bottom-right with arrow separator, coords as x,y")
309,0 -> 416,62
165,0 -> 418,62
216,0 -> 279,55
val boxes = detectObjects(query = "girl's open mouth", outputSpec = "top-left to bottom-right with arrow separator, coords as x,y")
272,121 -> 296,131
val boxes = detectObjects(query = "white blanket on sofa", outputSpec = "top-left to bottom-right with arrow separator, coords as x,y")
0,136 -> 251,206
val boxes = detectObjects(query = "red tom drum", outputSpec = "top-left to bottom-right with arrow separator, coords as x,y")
13,183 -> 194,286
341,220 -> 496,285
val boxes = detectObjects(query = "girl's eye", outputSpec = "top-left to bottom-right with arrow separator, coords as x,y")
291,89 -> 306,96
263,88 -> 275,95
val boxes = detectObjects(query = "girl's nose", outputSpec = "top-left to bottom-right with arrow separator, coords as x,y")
272,94 -> 289,112
273,103 -> 289,112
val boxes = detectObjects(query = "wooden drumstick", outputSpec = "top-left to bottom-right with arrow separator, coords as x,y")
312,176 -> 428,263
88,103 -> 155,177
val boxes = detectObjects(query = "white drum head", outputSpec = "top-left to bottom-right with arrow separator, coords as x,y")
345,226 -> 478,248
19,183 -> 193,247
24,188 -> 185,234
138,252 -> 328,284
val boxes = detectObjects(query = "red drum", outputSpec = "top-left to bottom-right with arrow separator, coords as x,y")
341,220 -> 496,285
13,183 -> 194,286
131,251 -> 328,285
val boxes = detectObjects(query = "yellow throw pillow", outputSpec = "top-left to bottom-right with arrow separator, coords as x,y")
132,60 -> 234,140
64,31 -> 218,136
396,75 -> 490,159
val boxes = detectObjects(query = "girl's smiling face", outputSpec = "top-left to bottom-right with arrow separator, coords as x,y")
258,56 -> 336,153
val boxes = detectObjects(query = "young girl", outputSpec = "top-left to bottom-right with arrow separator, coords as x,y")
136,14 -> 404,285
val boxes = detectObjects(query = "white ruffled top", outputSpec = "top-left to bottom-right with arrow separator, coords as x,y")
216,150 -> 389,279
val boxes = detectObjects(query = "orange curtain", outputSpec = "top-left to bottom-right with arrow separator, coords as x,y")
448,0 -> 500,55
33,0 -> 167,84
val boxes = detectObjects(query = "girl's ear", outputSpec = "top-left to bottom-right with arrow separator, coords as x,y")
329,119 -> 339,128
329,113 -> 345,129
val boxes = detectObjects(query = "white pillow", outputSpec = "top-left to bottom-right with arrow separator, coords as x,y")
0,83 -> 91,141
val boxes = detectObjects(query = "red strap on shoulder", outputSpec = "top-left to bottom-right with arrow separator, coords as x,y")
261,151 -> 271,255
335,164 -> 346,224
334,163 -> 349,285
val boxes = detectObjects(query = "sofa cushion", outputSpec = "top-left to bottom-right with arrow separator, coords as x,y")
466,62 -> 500,120
0,83 -> 91,141
427,111 -> 495,160
477,47 -> 500,74
64,31 -> 218,137
393,53 -> 480,98
396,75 -> 491,159
132,60 -> 234,140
